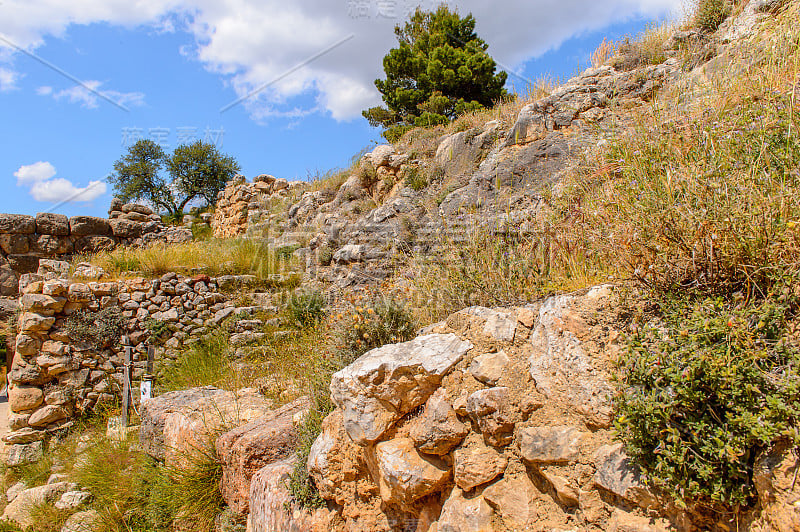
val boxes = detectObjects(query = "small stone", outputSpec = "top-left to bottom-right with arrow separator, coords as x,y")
454,441 -> 507,491
55,490 -> 93,510
594,443 -> 654,507
469,350 -> 510,386
437,487 -> 493,532
374,437 -> 451,506
465,387 -> 515,447
483,475 -> 539,528
518,426 -> 584,464
409,388 -> 468,455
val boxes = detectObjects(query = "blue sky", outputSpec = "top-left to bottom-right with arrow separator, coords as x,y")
0,0 -> 682,218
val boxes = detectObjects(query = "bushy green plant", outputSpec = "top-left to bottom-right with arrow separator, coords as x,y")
335,297 -> 417,359
286,291 -> 327,329
65,307 -> 125,350
615,283 -> 800,512
403,166 -> 428,191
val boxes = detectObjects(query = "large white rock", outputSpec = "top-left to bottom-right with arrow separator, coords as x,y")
330,333 -> 472,444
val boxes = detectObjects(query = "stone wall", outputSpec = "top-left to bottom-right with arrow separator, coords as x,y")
0,201 -> 191,297
2,259 -> 238,461
211,174 -> 303,239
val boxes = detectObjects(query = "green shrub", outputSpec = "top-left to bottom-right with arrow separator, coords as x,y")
615,283 -> 800,512
65,307 -> 125,350
404,167 -> 428,191
286,291 -> 327,329
335,297 -> 417,359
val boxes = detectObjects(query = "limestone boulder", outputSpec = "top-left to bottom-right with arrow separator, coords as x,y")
593,443 -> 654,508
110,218 -> 143,238
5,441 -> 44,466
482,474 -> 540,529
35,212 -> 70,236
330,333 -> 472,444
216,396 -> 309,514
140,386 -> 274,464
139,386 -> 229,460
20,293 -> 66,315
69,216 -> 111,236
247,458 -> 331,532
528,288 -> 615,427
437,487 -> 494,532
28,405 -> 69,427
2,481 -> 73,528
469,350 -> 510,386
0,266 -> 19,296
0,214 -> 36,234
408,388 -> 468,455
374,437 -> 451,507
307,409 -> 371,506
8,385 -> 44,412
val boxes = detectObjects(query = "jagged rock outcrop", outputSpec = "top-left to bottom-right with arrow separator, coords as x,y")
306,286 -> 633,531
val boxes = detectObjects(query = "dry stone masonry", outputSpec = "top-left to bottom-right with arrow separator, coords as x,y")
3,258 -> 246,465
0,201 -> 190,297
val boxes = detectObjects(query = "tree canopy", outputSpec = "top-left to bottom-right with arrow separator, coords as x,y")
107,140 -> 240,217
363,6 -> 508,141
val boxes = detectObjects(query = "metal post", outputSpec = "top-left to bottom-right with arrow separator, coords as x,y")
122,346 -> 131,428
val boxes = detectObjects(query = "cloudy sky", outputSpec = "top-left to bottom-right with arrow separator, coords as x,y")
0,0 -> 683,217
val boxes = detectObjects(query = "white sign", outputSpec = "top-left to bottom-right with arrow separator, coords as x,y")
140,380 -> 152,402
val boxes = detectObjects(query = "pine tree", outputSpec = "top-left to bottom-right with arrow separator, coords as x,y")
363,6 -> 508,141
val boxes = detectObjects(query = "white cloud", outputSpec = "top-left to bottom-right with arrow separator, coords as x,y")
14,162 -> 107,203
14,161 -> 57,185
0,0 -> 685,120
30,178 -> 107,203
41,79 -> 145,109
0,67 -> 19,91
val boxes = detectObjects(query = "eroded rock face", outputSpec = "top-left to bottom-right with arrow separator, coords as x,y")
216,396 -> 310,515
437,487 -> 494,532
528,286 -> 616,427
753,441 -> 800,531
330,333 -> 473,444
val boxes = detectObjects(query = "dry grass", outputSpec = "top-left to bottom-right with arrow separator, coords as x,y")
554,3 -> 800,295
608,21 -> 676,71
78,238 -> 297,281
592,37 -> 616,68
411,1 -> 800,311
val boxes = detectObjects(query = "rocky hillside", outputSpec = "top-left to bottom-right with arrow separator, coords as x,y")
1,0 -> 798,531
